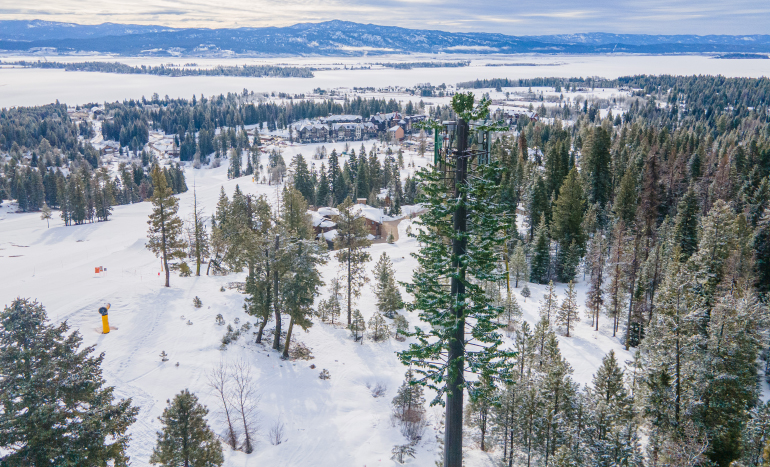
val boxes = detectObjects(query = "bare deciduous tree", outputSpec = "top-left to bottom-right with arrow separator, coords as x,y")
230,359 -> 260,454
207,360 -> 239,449
660,420 -> 710,466
268,420 -> 285,445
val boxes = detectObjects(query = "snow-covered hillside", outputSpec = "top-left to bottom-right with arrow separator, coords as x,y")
0,158 -> 636,466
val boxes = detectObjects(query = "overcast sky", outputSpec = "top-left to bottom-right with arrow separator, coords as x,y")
3,0 -> 770,35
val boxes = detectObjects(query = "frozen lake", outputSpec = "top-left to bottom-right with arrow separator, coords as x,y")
1,54 -> 769,107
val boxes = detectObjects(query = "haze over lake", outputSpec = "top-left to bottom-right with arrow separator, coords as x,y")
1,54 -> 769,107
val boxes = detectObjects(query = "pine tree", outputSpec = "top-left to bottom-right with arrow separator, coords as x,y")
147,165 -> 186,287
587,350 -> 636,466
316,163 -> 330,206
150,389 -> 223,467
501,292 -> 522,331
328,150 -> 346,205
227,147 -> 241,179
316,277 -> 342,324
368,311 -> 390,341
696,291 -> 765,464
556,281 -> 580,336
551,167 -> 587,256
0,298 -> 138,466
191,182 -> 209,276
465,375 -> 495,451
673,185 -> 699,261
754,207 -> 770,294
510,243 -> 528,288
290,153 -> 314,203
530,218 -> 551,284
392,369 -> 426,440
581,126 -> 612,208
334,197 -> 372,324
539,280 -> 559,327
40,201 -> 52,227
687,199 -> 736,307
373,252 -> 403,318
586,235 -> 606,331
527,175 -> 549,240
540,332 -> 577,464
613,169 -> 637,225
605,222 -> 628,336
348,309 -> 366,343
281,236 -> 326,359
522,283 -> 531,301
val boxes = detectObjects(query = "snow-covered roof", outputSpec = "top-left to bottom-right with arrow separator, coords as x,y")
317,207 -> 340,217
350,204 -> 394,223
321,229 -> 338,241
308,210 -> 337,228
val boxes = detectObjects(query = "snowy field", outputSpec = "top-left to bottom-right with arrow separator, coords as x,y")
1,53 -> 770,107
0,151 -> 638,466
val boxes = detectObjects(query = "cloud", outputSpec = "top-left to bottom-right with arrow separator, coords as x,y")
0,0 -> 768,35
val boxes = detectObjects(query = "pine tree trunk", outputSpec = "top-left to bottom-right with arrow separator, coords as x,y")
272,234 -> 281,351
256,252 -> 271,344
347,243 -> 352,325
283,317 -> 294,359
194,186 -> 201,276
161,202 -> 170,288
625,236 -> 639,350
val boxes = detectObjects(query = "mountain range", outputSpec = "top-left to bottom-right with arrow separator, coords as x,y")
1,19 -> 769,56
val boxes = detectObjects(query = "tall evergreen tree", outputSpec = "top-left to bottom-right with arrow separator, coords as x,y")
334,197 -> 372,324
687,199 -> 736,308
373,252 -> 403,318
147,164 -> 186,287
581,126 -> 613,209
754,207 -> 770,294
510,243 -> 528,288
551,168 -> 587,281
0,298 -> 138,466
586,235 -> 606,331
290,153 -> 314,203
556,280 -> 580,336
613,169 -> 637,226
530,218 -> 551,284
538,280 -> 559,328
279,188 -> 326,358
316,163 -> 330,206
227,148 -> 241,179
191,182 -> 209,276
527,175 -> 549,240
673,185 -> 700,261
328,150 -> 345,205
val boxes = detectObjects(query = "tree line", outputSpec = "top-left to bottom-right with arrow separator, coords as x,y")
414,78 -> 770,466
9,60 -> 315,78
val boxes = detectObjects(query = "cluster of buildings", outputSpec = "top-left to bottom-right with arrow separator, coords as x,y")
501,109 -> 540,125
309,202 -> 394,247
291,112 -> 427,144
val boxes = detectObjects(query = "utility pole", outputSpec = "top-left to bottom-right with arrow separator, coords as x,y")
444,118 -> 468,467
